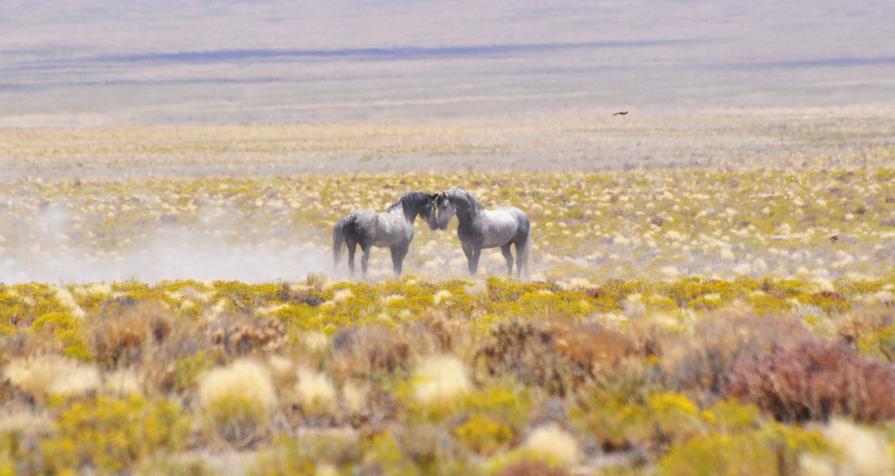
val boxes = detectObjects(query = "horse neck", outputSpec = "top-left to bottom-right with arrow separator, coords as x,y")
403,207 -> 419,223
459,192 -> 484,217
397,199 -> 420,223
454,204 -> 480,223
446,191 -> 481,223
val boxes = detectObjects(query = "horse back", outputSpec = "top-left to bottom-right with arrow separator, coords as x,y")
490,207 -> 529,227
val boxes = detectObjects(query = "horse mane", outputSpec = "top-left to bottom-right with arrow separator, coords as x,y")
443,187 -> 485,213
387,191 -> 428,212
444,188 -> 483,213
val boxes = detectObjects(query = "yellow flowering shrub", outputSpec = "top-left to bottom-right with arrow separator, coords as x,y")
454,415 -> 514,455
859,325 -> 895,363
658,422 -> 832,476
30,312 -> 90,361
41,396 -> 187,474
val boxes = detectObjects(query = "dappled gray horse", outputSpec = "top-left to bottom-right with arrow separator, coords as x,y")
435,188 -> 530,278
333,192 -> 438,277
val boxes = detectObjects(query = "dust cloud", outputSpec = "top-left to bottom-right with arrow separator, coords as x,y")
0,203 -> 333,284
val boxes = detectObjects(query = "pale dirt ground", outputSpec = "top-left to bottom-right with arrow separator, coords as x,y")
2,108 -> 894,180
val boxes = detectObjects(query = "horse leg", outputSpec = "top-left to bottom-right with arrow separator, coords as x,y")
347,240 -> 357,276
390,244 -> 409,277
462,242 -> 476,275
360,243 -> 372,277
470,247 -> 482,275
515,237 -> 529,280
501,243 -> 514,276
389,246 -> 400,276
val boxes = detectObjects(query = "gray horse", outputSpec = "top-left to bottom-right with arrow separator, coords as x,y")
435,188 -> 531,278
333,192 -> 438,277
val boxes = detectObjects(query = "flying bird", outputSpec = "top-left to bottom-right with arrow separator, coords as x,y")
612,111 -> 629,116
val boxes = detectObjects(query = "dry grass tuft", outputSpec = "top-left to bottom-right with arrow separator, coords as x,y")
825,419 -> 893,475
412,355 -> 471,408
522,423 -> 580,467
331,325 -> 410,380
88,301 -> 172,368
342,381 -> 368,414
197,359 -> 276,445
294,367 -> 337,416
4,354 -> 100,399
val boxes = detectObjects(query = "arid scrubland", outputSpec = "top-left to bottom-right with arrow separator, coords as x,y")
2,116 -> 895,474
3,276 -> 895,474
2,168 -> 895,282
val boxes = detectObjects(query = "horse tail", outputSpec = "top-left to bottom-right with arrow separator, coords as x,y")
517,213 -> 532,280
520,231 -> 532,280
333,217 -> 349,269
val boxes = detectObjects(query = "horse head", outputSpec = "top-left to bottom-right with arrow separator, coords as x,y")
434,191 -> 457,230
396,192 -> 439,230
421,193 -> 439,230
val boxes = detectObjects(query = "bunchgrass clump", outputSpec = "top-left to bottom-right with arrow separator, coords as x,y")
198,360 -> 276,445
4,354 -> 100,399
412,355 -> 471,410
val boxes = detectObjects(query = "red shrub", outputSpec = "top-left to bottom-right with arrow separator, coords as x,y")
495,460 -> 569,476
476,320 -> 636,396
663,310 -> 813,403
725,341 -> 895,422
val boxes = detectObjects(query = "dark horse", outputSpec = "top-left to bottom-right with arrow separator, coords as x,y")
333,192 -> 437,277
435,188 -> 531,278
